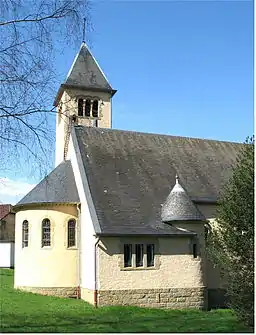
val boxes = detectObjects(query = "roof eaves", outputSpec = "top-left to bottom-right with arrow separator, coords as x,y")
95,231 -> 196,237
12,201 -> 80,213
53,84 -> 117,107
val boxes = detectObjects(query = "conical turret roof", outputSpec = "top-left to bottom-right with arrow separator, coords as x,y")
161,175 -> 206,223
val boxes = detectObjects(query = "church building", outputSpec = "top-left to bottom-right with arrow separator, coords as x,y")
13,43 -> 241,309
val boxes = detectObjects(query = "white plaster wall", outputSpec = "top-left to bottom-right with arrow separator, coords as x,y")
14,206 -> 78,287
0,242 -> 14,268
98,236 -> 204,290
67,134 -> 97,291
55,91 -> 70,167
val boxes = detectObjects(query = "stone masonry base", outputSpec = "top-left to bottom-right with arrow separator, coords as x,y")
15,286 -> 78,298
98,287 -> 207,309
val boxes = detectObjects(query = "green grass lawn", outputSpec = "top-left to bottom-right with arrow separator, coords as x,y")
0,269 -> 252,333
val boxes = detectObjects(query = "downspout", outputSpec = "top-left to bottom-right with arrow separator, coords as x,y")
76,204 -> 81,299
94,237 -> 100,307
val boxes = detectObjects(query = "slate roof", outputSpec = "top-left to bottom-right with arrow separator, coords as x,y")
54,43 -> 116,106
74,126 -> 242,236
15,161 -> 79,206
65,43 -> 112,89
161,176 -> 206,222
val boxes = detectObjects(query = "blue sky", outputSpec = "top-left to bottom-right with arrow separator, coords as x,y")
1,0 -> 253,204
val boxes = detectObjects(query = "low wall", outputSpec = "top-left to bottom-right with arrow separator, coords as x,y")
15,286 -> 78,298
97,287 -> 207,309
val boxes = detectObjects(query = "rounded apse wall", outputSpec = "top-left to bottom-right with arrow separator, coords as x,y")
14,204 -> 79,297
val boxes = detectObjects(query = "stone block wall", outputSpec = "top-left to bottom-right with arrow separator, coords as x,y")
15,286 -> 78,298
98,287 -> 207,309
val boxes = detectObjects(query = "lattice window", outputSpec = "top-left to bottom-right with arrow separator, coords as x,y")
22,220 -> 29,248
42,218 -> 51,247
67,219 -> 76,248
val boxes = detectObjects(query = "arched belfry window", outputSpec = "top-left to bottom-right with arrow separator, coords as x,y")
77,98 -> 100,119
78,99 -> 83,116
67,219 -> 76,248
92,100 -> 98,118
42,218 -> 51,247
22,220 -> 29,248
85,99 -> 91,117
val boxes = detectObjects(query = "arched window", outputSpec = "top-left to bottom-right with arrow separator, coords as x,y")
67,219 -> 76,248
92,100 -> 98,118
85,99 -> 91,117
78,98 -> 83,116
42,218 -> 51,247
22,220 -> 29,248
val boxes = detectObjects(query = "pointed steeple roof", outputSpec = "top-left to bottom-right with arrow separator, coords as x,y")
54,43 -> 116,106
161,175 -> 206,223
66,42 -> 113,90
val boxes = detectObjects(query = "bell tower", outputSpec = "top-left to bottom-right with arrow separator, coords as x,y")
54,42 -> 116,167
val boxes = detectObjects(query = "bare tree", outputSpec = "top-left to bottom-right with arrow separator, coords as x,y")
0,0 -> 91,178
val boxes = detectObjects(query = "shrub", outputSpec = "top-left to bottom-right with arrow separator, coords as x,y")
207,137 -> 254,327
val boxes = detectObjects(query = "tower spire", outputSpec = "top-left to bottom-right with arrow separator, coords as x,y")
82,17 -> 86,43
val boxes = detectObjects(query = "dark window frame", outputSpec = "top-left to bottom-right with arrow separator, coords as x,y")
192,243 -> 198,258
42,218 -> 51,247
78,98 -> 84,116
92,100 -> 99,118
67,219 -> 76,248
22,220 -> 29,248
146,244 -> 154,267
124,244 -> 132,267
135,244 -> 144,267
85,99 -> 91,117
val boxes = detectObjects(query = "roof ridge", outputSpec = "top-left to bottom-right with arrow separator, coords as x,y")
74,125 -> 242,145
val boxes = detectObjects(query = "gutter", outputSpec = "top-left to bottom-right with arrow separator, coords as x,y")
94,237 -> 100,307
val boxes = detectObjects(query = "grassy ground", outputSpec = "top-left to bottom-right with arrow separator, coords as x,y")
0,269 -> 252,333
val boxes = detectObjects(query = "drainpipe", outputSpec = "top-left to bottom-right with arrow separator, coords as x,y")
76,204 -> 81,299
94,236 -> 100,307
